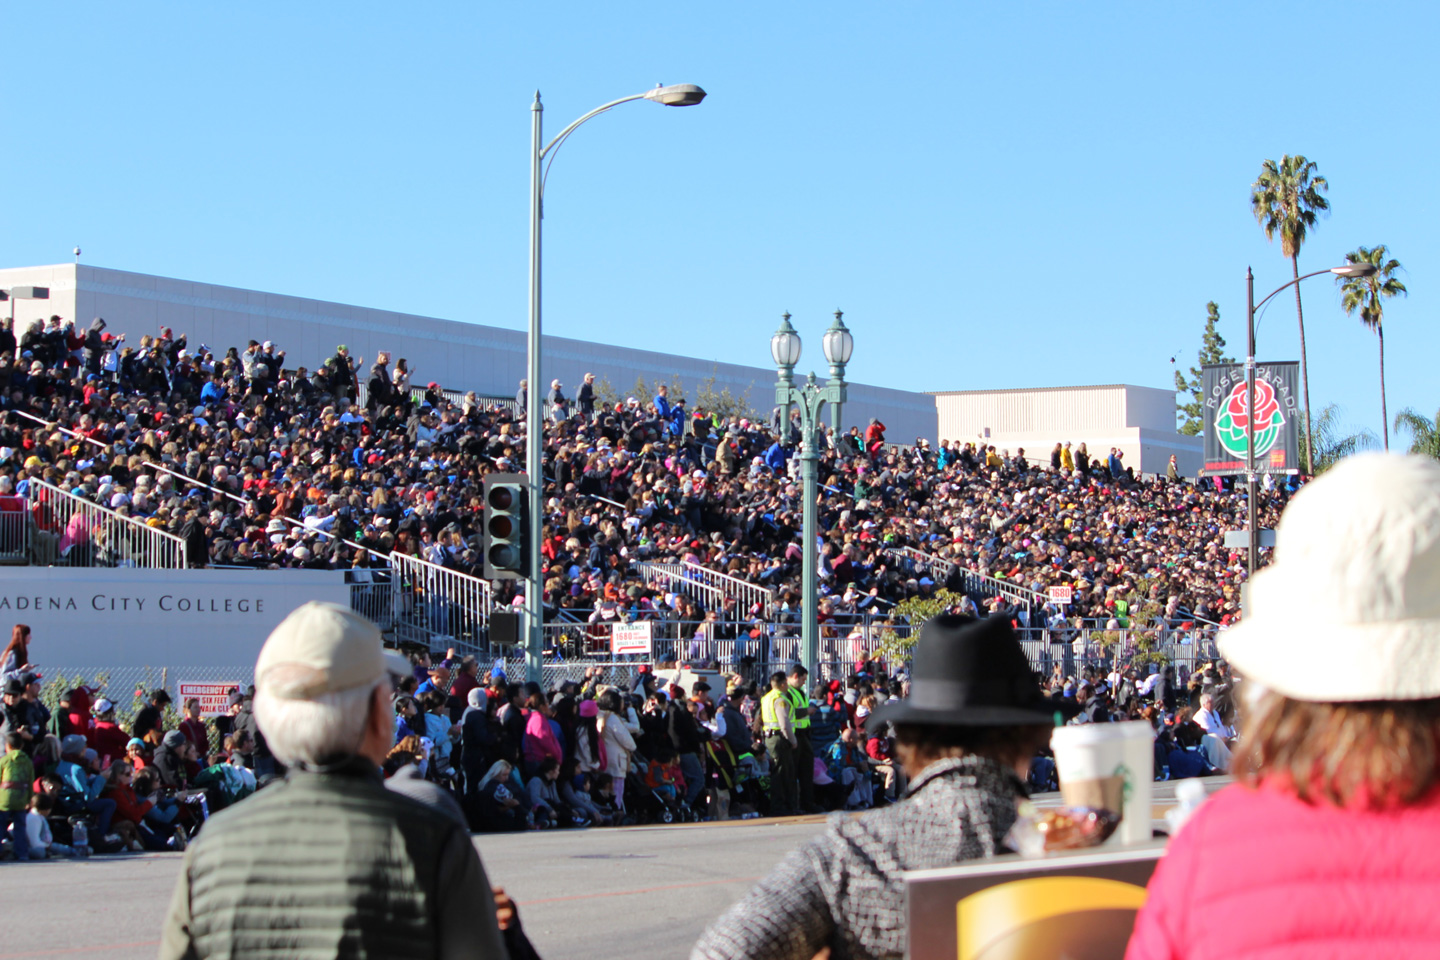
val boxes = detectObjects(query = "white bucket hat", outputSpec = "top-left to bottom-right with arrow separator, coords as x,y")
1220,453 -> 1440,701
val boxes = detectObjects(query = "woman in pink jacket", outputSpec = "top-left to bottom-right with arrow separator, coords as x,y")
521,697 -> 562,779
1128,454 -> 1440,960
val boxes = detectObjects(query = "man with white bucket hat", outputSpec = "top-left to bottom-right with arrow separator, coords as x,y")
1128,454 -> 1440,960
160,602 -> 505,959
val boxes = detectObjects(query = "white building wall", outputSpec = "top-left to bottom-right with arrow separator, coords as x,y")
932,385 -> 1201,476
0,264 -> 937,441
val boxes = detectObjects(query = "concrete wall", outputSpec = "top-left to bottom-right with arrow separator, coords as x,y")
932,384 -> 1201,475
0,567 -> 348,671
0,264 -> 937,441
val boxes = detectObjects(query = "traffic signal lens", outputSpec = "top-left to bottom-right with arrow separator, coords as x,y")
488,515 -> 514,539
489,544 -> 519,568
488,486 -> 514,511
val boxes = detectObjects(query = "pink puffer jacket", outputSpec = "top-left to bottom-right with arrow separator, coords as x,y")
1128,782 -> 1440,959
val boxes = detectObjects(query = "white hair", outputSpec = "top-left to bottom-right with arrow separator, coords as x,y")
254,666 -> 387,766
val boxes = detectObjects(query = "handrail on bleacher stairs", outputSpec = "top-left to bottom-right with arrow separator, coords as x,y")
681,560 -> 775,616
632,560 -> 776,617
633,561 -> 727,610
25,479 -> 188,569
884,545 -> 1045,612
381,552 -> 494,653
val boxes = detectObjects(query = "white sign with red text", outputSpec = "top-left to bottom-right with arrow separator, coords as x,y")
1048,586 -> 1074,605
611,622 -> 653,656
177,682 -> 242,717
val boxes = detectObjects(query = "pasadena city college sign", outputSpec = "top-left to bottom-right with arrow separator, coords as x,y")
0,567 -> 349,671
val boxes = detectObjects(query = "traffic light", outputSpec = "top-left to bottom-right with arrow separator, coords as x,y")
483,472 -> 527,579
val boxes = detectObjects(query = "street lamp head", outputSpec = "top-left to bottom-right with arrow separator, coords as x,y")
642,83 -> 707,107
1330,262 -> 1379,279
771,312 -> 801,371
822,309 -> 854,370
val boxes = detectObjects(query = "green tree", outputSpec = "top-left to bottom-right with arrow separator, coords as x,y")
876,589 -> 963,663
593,376 -> 620,411
1297,403 -> 1377,474
1174,301 -> 1234,435
694,368 -> 762,422
1251,154 -> 1330,473
1337,245 -> 1407,450
1393,407 -> 1440,459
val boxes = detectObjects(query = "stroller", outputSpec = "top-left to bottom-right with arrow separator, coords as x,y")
626,752 -> 700,825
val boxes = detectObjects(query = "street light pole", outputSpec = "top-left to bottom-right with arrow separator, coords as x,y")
524,85 -> 706,683
1245,267 -> 1257,577
771,313 -> 851,679
526,93 -> 545,685
1242,261 -> 1377,579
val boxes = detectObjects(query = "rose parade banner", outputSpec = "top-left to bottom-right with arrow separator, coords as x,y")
1201,362 -> 1300,476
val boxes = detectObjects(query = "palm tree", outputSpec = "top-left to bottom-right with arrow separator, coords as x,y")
1251,155 -> 1330,473
1297,403 -> 1377,474
1337,245 -> 1407,449
1394,407 -> 1440,459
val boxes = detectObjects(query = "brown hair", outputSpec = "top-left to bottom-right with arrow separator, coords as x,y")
1,624 -> 30,669
893,722 -> 1052,776
1235,689 -> 1440,809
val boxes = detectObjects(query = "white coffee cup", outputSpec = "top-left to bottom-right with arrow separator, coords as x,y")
1050,720 -> 1155,846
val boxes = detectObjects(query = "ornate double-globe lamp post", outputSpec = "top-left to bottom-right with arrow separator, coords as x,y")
1243,262 -> 1376,576
770,311 -> 853,678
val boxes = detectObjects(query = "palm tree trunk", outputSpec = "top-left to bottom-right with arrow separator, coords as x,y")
1292,253 -> 1315,474
1379,324 -> 1389,451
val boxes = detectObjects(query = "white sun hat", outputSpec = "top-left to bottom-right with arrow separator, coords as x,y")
1220,453 -> 1440,702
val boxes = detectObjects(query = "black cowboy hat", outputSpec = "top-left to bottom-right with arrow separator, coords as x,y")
870,614 -> 1071,728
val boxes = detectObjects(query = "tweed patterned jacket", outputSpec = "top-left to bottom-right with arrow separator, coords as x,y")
691,756 -> 1025,960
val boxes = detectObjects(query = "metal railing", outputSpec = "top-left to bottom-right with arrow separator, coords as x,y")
633,561 -> 727,609
0,507 -> 31,563
388,552 -> 493,653
347,568 -> 396,636
28,479 -> 187,569
885,545 -> 1044,611
680,561 -> 775,615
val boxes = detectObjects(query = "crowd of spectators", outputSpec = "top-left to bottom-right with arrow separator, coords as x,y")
0,315 -> 1294,640
3,617 -> 1233,857
1,623 -> 261,858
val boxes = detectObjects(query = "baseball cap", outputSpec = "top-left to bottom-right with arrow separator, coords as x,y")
93,697 -> 115,714
255,602 -> 407,700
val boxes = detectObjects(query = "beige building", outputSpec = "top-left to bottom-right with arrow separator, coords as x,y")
931,384 -> 1202,476
0,263 -> 937,440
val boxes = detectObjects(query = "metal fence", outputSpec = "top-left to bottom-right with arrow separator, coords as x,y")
28,479 -> 187,569
885,545 -> 1044,612
634,562 -> 727,609
388,553 -> 493,653
679,561 -> 775,614
0,507 -> 29,563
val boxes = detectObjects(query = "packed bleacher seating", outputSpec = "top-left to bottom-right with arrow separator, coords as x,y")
0,317 -> 1295,634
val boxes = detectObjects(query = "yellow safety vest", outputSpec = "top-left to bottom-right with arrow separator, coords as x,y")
760,689 -> 790,730
785,686 -> 810,729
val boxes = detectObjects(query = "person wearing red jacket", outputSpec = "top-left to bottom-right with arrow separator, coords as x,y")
1128,455 -> 1440,960
178,698 -> 209,754
87,699 -> 130,766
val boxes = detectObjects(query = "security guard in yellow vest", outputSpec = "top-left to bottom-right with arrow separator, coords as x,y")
785,664 -> 820,813
760,672 -> 798,816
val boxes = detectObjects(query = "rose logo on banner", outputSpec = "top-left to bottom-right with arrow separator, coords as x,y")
1214,379 -> 1285,460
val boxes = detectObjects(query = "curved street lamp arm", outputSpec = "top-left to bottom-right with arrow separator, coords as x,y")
538,94 -> 649,201
540,94 -> 647,158
1253,268 -> 1335,314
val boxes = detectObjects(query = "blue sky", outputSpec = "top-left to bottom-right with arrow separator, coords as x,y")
3,2 -> 1435,444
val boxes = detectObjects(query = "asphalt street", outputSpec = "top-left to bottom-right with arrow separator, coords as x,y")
0,778 -> 1221,960
0,816 -> 828,960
